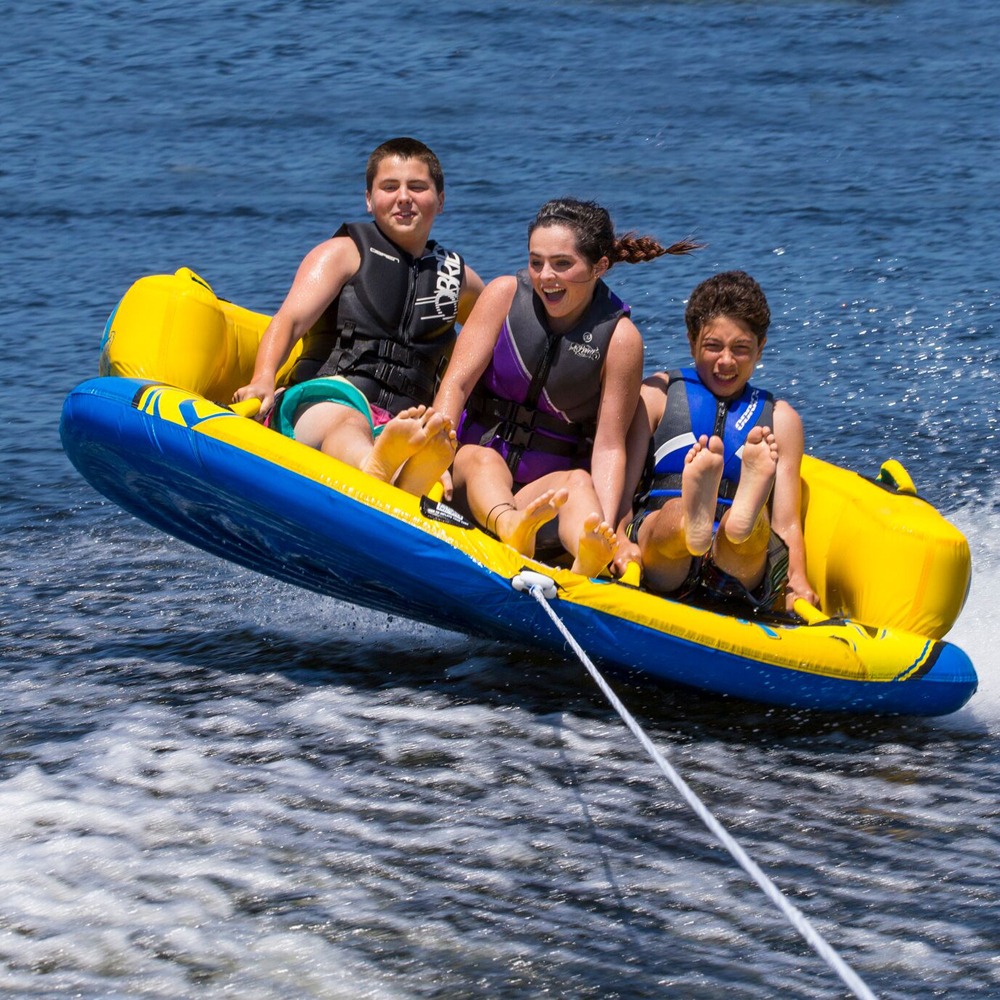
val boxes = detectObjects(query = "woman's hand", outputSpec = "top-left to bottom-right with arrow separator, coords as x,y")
785,572 -> 819,611
233,381 -> 277,420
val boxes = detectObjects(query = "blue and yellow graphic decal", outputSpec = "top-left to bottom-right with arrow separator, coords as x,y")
134,384 -> 239,429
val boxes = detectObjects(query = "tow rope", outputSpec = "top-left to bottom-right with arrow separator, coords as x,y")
512,570 -> 878,1000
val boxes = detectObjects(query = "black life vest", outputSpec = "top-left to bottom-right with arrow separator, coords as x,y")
637,368 -> 774,522
289,220 -> 466,412
459,270 -> 629,480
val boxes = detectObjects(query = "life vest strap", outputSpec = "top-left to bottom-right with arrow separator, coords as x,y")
466,384 -> 590,458
648,472 -> 740,502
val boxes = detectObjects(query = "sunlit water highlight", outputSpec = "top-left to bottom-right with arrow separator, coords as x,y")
2,1 -> 999,997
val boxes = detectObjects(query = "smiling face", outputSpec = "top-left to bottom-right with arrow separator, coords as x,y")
527,223 -> 608,331
689,315 -> 765,399
365,155 -> 444,252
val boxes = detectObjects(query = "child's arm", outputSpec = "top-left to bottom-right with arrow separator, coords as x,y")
233,237 -> 360,416
771,400 -> 819,610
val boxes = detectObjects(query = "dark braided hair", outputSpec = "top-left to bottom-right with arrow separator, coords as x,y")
528,199 -> 704,270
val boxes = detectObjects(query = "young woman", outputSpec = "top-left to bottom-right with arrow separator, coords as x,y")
428,199 -> 700,577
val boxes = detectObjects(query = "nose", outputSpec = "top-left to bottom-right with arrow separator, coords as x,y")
396,184 -> 413,204
539,260 -> 556,283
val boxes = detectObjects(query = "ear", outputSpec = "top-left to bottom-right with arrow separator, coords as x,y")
688,333 -> 698,358
594,256 -> 610,280
436,189 -> 445,215
756,335 -> 767,359
365,188 -> 373,215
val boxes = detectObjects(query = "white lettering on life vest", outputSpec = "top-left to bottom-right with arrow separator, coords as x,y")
369,247 -> 400,263
415,247 -> 462,321
568,342 -> 601,362
734,388 -> 760,431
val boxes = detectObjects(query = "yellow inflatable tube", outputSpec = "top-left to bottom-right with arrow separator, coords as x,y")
100,267 -> 970,641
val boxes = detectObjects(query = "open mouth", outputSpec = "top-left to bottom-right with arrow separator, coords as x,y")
542,286 -> 566,306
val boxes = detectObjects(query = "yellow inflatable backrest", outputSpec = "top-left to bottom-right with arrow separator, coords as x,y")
100,268 -> 299,404
800,455 -> 970,639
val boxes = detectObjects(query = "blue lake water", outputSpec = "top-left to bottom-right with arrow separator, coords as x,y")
2,1 -> 999,997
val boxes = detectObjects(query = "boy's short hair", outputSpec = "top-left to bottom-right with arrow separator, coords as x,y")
366,138 -> 444,194
685,270 -> 771,342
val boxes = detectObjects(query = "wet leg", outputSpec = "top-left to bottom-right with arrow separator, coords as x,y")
292,401 -> 377,469
522,468 -> 617,577
634,501 -> 693,594
454,446 -> 566,557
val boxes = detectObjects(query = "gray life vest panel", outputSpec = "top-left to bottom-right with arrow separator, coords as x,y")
461,269 -> 629,478
289,220 -> 465,412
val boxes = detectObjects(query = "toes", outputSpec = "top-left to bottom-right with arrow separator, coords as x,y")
708,435 -> 724,455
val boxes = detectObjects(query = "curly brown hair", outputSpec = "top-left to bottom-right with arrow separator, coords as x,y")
528,199 -> 704,270
685,271 -> 771,343
366,138 -> 444,193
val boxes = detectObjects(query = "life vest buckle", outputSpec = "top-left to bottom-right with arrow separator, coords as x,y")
498,422 -> 534,449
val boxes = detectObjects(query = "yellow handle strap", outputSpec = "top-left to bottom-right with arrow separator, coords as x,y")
877,459 -> 917,496
793,599 -> 828,625
230,398 -> 262,418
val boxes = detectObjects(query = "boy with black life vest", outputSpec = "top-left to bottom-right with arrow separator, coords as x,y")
233,138 -> 484,495
429,199 -> 701,578
614,271 -> 818,610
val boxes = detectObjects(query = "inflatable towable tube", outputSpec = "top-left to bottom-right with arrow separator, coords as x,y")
63,268 -> 977,716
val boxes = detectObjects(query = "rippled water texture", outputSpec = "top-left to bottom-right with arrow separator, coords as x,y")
2,1 -> 999,997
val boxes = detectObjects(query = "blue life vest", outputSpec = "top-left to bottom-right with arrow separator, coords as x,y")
639,368 -> 774,522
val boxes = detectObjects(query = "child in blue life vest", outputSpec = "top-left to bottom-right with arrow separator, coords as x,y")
614,271 -> 818,611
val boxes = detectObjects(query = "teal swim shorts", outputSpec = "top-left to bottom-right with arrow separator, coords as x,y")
272,376 -> 388,440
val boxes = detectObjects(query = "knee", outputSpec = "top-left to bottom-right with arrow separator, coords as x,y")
456,444 -> 500,472
565,468 -> 595,492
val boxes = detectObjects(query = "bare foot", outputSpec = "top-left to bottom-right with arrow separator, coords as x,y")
496,488 -> 568,558
362,406 -> 441,482
681,434 -> 724,556
395,417 -> 458,497
725,425 -> 778,544
571,513 -> 618,578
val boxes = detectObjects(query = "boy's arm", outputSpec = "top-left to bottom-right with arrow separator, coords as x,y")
771,400 -> 819,610
233,236 -> 360,416
456,265 -> 486,324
